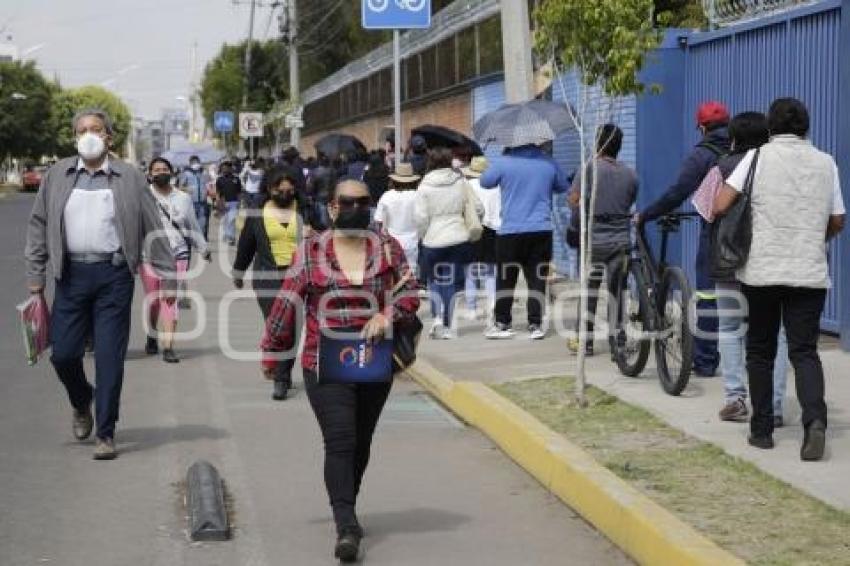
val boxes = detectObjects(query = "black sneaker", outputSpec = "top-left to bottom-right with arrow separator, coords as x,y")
145,336 -> 158,355
801,420 -> 826,461
272,380 -> 289,401
162,349 -> 180,364
334,528 -> 361,563
748,435 -> 775,450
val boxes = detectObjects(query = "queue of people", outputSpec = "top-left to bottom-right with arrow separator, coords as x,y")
576,97 -> 845,461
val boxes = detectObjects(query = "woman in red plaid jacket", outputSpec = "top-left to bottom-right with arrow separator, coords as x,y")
260,180 -> 420,562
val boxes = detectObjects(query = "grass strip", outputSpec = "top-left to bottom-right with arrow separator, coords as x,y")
493,376 -> 850,566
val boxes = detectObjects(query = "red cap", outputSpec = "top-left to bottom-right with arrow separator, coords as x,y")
696,101 -> 730,127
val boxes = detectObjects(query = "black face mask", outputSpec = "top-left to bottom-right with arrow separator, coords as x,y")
334,207 -> 371,231
152,173 -> 171,187
271,193 -> 295,207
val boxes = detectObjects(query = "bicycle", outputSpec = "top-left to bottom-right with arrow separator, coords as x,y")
598,212 -> 699,396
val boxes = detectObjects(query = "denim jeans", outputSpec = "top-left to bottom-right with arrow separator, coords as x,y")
465,263 -> 497,312
222,201 -> 239,243
717,283 -> 790,414
420,242 -> 472,328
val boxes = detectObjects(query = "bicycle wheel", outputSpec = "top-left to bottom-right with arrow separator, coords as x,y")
654,266 -> 694,395
609,259 -> 651,377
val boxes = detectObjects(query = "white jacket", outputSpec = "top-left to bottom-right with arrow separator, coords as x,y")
414,169 -> 483,248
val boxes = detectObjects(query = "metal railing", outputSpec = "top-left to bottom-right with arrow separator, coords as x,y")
702,0 -> 818,26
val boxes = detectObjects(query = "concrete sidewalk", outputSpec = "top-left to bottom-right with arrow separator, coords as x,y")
418,282 -> 850,511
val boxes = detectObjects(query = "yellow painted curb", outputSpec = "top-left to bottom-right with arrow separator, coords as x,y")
406,361 -> 745,566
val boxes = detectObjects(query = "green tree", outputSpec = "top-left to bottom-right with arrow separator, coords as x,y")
654,0 -> 708,28
0,61 -> 57,161
199,40 -> 289,130
52,85 -> 132,157
535,0 -> 661,96
535,0 -> 660,403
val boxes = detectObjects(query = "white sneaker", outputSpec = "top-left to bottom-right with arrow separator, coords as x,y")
429,321 -> 444,339
484,323 -> 515,340
437,327 -> 457,340
527,325 -> 546,340
461,308 -> 479,322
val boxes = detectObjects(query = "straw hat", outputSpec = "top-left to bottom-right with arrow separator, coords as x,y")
389,162 -> 421,183
462,156 -> 488,178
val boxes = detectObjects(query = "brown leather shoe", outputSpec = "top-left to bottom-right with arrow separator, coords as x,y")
72,402 -> 94,441
718,398 -> 748,422
93,437 -> 117,460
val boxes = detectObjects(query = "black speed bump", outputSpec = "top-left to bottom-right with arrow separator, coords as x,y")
187,460 -> 231,541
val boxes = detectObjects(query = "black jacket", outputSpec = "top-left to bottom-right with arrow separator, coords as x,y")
232,197 -> 320,280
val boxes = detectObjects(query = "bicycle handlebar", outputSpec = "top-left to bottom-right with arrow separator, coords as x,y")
592,211 -> 700,223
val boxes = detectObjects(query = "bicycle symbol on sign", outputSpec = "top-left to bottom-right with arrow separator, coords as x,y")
366,0 -> 427,13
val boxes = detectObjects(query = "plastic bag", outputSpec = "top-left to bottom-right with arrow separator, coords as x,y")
17,294 -> 50,366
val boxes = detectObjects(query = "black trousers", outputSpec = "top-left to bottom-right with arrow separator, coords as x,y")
255,274 -> 295,385
577,248 -> 626,335
304,371 -> 392,534
494,231 -> 552,327
742,285 -> 827,437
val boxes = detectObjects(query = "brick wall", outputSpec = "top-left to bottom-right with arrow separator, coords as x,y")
301,92 -> 472,157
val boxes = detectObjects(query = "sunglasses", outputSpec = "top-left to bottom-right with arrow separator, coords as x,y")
335,196 -> 371,209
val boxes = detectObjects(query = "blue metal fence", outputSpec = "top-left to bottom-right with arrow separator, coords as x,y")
676,0 -> 843,331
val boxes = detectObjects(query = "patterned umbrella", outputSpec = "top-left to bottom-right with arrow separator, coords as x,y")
473,99 -> 576,148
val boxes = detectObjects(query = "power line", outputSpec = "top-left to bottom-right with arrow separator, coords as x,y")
295,0 -> 346,48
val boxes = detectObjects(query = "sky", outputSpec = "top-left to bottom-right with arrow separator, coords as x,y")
0,0 -> 270,120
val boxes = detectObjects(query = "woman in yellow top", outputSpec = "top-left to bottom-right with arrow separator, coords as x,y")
233,164 -> 321,400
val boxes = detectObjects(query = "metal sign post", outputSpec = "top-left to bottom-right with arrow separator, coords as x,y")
362,0 -> 431,167
239,112 -> 264,161
393,30 -> 402,166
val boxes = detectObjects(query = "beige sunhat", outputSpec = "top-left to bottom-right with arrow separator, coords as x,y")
461,156 -> 488,178
389,162 -> 421,183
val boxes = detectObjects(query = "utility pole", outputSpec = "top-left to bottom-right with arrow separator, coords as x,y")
287,0 -> 300,150
500,0 -> 534,103
242,0 -> 256,109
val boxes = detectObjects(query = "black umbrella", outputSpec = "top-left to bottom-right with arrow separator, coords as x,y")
410,125 -> 483,155
314,133 -> 367,159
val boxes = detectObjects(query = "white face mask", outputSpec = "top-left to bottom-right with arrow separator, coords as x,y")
77,132 -> 106,161
451,158 -> 463,170
191,163 -> 201,171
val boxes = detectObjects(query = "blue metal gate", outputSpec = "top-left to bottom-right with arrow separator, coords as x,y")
679,0 -> 843,331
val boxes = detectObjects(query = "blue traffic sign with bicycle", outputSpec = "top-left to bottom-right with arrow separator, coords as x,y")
214,111 -> 235,133
362,0 -> 431,29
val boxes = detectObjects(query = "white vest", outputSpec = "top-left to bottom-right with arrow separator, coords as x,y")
738,136 -> 835,288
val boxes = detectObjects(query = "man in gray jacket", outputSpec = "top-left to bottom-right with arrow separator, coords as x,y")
567,124 -> 638,356
24,108 -> 175,460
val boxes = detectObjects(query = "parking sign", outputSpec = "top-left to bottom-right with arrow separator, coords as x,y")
213,111 -> 234,133
362,0 -> 431,30
239,112 -> 264,138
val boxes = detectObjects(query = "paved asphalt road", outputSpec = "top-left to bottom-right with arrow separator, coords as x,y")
0,191 -> 628,566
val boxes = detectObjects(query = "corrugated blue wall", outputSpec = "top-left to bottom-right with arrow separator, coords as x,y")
472,79 -> 507,159
677,0 -> 843,331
